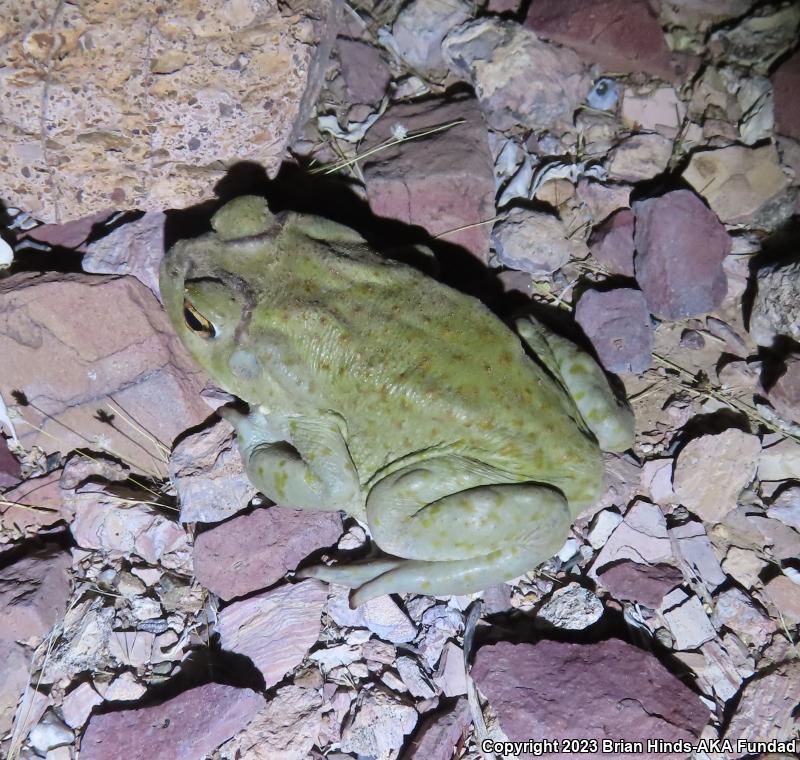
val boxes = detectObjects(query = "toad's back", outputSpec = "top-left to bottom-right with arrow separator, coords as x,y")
252,223 -> 603,501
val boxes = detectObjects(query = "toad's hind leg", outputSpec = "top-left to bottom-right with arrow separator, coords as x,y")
300,457 -> 571,606
515,316 -> 634,453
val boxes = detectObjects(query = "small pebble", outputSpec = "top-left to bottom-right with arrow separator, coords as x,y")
680,329 -> 705,349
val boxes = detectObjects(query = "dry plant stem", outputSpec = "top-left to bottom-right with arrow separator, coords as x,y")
105,401 -> 171,462
0,500 -> 59,514
434,214 -> 501,241
11,414 -> 169,497
7,594 -> 78,760
310,118 -> 466,175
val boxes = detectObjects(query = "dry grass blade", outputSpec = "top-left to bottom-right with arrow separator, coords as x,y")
310,118 -> 466,175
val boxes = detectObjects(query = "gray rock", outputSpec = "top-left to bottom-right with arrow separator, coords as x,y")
472,640 -> 708,756
537,583 -> 603,630
492,208 -> 581,275
28,711 -> 73,755
749,258 -> 800,346
660,0 -> 752,33
171,421 -> 257,524
712,588 -> 775,648
392,0 -> 472,76
443,18 -> 590,132
575,288 -> 653,374
586,77 -> 619,111
82,212 -> 165,296
633,189 -> 730,320
669,520 -> 727,591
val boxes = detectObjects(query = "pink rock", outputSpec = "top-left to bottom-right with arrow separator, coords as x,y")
525,0 -> 699,83
668,521 -> 726,591
71,491 -> 189,568
433,641 -> 468,697
0,640 -> 30,737
170,421 -> 257,524
766,354 -> 800,424
22,209 -> 112,250
597,561 -> 682,608
60,452 -> 130,491
0,545 -> 71,642
589,209 -> 635,277
590,501 -> 673,579
576,179 -> 631,224
61,682 -> 103,729
0,437 -> 22,489
79,682 -> 264,760
363,94 -> 495,263
763,575 -> 800,624
82,212 -> 165,296
640,458 -> 676,504
673,429 -> 760,524
575,288 -> 653,374
403,697 -> 472,760
712,588 -> 775,648
218,579 -> 327,688
472,640 -> 708,756
193,506 -> 342,601
1,470 -> 65,533
0,272 -> 209,477
633,190 -> 730,320
723,660 -> 800,747
772,50 -> 800,141
337,39 -> 391,104
222,685 -> 323,760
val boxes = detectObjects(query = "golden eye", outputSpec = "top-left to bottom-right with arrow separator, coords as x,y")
183,299 -> 216,338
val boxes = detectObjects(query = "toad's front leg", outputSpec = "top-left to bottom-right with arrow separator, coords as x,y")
219,406 -> 361,512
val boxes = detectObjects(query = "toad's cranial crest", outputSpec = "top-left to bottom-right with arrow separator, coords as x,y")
160,195 -> 634,607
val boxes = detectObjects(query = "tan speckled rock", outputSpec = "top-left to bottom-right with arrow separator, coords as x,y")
0,0 -> 340,223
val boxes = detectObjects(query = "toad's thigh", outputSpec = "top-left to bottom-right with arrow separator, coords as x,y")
366,457 -> 570,562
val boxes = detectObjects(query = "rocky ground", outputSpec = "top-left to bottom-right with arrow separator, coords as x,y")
1,1 -> 800,759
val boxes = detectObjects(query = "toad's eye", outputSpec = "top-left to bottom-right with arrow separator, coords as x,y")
183,299 -> 216,338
